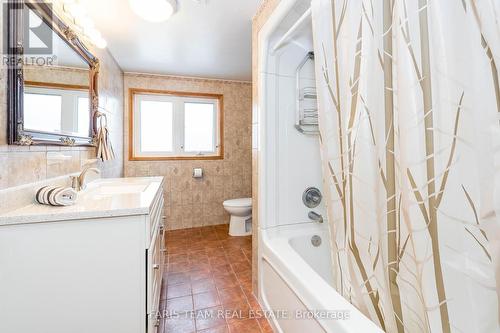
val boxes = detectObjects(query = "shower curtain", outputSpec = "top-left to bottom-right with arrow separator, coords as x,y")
311,0 -> 500,332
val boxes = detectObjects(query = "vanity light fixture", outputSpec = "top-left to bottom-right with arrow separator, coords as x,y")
58,0 -> 107,49
129,0 -> 177,22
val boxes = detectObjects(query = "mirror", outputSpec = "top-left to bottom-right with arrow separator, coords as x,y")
7,1 -> 99,146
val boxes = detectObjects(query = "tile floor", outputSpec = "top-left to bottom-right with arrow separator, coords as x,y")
159,224 -> 273,333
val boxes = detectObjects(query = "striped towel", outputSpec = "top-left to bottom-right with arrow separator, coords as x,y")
35,186 -> 77,206
96,113 -> 115,161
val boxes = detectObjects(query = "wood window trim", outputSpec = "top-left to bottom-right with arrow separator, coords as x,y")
128,88 -> 224,161
24,81 -> 89,91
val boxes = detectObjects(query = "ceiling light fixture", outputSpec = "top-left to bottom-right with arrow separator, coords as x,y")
129,0 -> 177,23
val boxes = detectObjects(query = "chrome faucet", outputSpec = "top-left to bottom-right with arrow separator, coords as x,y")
308,211 -> 323,223
71,165 -> 100,191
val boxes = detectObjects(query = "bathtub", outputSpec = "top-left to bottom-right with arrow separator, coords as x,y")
259,223 -> 383,333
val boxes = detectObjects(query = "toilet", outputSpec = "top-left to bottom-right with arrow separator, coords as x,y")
223,198 -> 252,236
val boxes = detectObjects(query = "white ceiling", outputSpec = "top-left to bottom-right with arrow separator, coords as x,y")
81,0 -> 262,81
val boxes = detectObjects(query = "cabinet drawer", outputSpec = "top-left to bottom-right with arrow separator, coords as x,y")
147,223 -> 164,319
149,192 -> 164,240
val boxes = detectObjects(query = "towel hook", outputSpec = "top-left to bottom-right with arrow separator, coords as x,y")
93,110 -> 108,133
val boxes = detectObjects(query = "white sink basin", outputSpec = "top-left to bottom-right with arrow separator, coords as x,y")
96,184 -> 149,195
83,179 -> 153,197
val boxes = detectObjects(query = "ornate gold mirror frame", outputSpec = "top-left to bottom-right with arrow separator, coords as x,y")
7,0 -> 99,146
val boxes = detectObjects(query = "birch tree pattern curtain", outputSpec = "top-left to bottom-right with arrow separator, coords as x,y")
311,0 -> 500,332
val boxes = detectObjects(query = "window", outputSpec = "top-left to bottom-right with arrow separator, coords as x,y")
130,89 -> 223,160
24,93 -> 62,133
77,97 -> 90,136
23,83 -> 90,137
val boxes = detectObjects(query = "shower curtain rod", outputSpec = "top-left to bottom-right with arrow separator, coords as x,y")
272,7 -> 312,53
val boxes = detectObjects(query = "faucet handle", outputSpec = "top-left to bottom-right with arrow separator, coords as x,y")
308,211 -> 324,223
303,187 -> 322,208
70,176 -> 80,191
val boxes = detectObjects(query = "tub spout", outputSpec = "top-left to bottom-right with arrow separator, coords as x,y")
308,211 -> 323,223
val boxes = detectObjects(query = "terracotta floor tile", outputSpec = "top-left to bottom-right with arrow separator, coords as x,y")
166,295 -> 194,313
228,318 -> 262,333
220,242 -> 241,251
164,317 -> 196,333
225,249 -> 247,259
222,301 -> 251,322
189,244 -> 207,252
168,246 -> 188,255
242,249 -> 252,259
167,272 -> 191,285
212,267 -> 235,279
209,256 -> 230,267
169,253 -> 189,263
190,269 -> 213,282
168,261 -> 191,273
189,254 -> 210,263
190,261 -> 211,271
167,283 -> 192,299
236,272 -> 252,285
239,274 -> 252,286
163,225 -> 272,332
231,261 -> 251,272
246,295 -> 261,312
168,239 -> 189,246
188,248 -> 208,255
205,247 -> 225,256
205,242 -> 223,249
194,306 -> 226,331
214,274 -> 239,289
193,291 -> 220,310
197,325 -> 229,333
258,317 -> 274,333
217,286 -> 246,305
188,249 -> 208,256
238,279 -> 253,291
191,278 -> 217,294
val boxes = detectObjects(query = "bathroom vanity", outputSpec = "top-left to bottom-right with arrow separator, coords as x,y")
0,177 -> 165,333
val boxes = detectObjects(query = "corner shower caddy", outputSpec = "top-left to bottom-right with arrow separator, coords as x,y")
295,51 -> 319,135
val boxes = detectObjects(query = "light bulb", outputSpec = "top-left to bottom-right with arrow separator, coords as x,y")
80,17 -> 95,32
66,2 -> 85,21
85,27 -> 101,42
94,37 -> 107,49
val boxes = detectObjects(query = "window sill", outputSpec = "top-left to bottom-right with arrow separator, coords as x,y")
128,154 -> 223,161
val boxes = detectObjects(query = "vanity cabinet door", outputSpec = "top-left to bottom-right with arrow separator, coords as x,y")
147,193 -> 164,332
147,231 -> 161,332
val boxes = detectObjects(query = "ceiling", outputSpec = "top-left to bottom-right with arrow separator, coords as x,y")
81,0 -> 262,81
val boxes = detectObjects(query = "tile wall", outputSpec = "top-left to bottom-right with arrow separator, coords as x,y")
124,74 -> 252,230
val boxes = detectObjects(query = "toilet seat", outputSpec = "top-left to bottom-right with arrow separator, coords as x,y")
223,198 -> 252,208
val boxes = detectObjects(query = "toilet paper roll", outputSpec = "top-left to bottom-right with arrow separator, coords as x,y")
193,168 -> 203,178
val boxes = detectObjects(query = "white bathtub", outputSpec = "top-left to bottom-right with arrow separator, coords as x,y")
259,223 -> 383,333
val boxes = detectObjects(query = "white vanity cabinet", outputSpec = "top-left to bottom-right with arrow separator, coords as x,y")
0,177 -> 165,333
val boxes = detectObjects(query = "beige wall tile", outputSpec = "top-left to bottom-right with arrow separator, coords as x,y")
7,152 -> 47,188
123,73 -> 252,231
46,151 -> 81,179
0,153 -> 7,189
